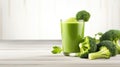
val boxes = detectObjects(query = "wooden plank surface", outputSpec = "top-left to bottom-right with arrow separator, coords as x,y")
0,45 -> 119,65
0,40 -> 119,67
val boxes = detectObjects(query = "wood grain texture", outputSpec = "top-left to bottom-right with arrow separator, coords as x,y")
0,41 -> 119,66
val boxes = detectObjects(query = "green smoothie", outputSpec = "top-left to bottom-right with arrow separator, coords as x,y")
61,18 -> 84,55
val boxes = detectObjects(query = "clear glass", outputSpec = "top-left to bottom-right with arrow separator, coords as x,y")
61,20 -> 84,56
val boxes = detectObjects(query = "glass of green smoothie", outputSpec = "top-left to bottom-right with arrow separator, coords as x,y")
61,17 -> 84,56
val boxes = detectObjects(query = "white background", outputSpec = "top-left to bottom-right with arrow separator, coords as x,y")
0,0 -> 120,40
0,1 -> 120,66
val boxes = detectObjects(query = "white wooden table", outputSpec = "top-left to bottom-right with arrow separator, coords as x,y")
0,40 -> 120,67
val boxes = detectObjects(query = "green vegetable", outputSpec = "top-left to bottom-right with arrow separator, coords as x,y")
100,30 -> 120,54
76,36 -> 97,58
76,10 -> 90,22
94,32 -> 103,44
76,10 -> 90,38
89,40 -> 117,60
95,32 -> 103,38
51,46 -> 62,54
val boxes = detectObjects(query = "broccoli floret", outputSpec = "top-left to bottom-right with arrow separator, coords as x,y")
94,32 -> 103,44
89,40 -> 117,60
76,10 -> 90,22
76,36 -> 97,58
51,46 -> 62,54
100,30 -> 120,54
95,32 -> 103,39
76,10 -> 90,38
